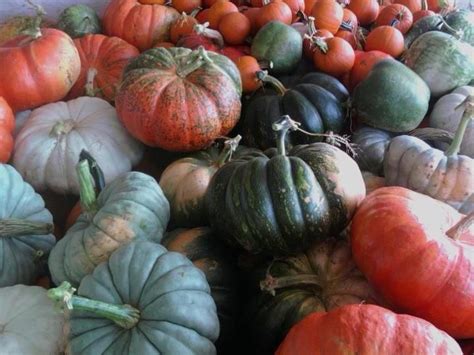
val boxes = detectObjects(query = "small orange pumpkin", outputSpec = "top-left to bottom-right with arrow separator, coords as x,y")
365,25 -> 404,57
312,36 -> 355,77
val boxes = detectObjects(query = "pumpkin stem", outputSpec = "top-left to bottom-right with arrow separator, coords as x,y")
339,21 -> 354,32
256,70 -> 287,95
260,273 -> 322,296
48,281 -> 141,329
76,154 -> 99,214
409,127 -> 454,145
193,22 -> 225,48
0,219 -> 53,237
272,115 -> 300,156
216,135 -> 242,166
439,16 -> 463,38
84,68 -> 98,97
49,120 -> 75,137
446,212 -> 474,241
19,0 -> 46,40
313,36 -> 329,54
444,95 -> 473,156
176,46 -> 213,77
307,16 -> 316,36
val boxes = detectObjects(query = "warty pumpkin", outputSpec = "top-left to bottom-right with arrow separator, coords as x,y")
0,97 -> 14,163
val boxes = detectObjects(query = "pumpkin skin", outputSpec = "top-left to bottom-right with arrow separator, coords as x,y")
0,97 -> 14,163
364,25 -> 405,57
312,36 -> 355,77
57,4 -> 102,38
116,47 -> 242,152
0,164 -> 55,287
245,237 -> 379,353
309,0 -> 344,34
67,34 -> 140,102
103,0 -> 180,51
375,4 -> 413,34
13,97 -> 144,195
276,304 -> 463,355
0,28 -> 81,112
347,0 -> 380,26
351,187 -> 474,338
0,285 -> 65,354
53,241 -> 219,354
444,9 -> 474,47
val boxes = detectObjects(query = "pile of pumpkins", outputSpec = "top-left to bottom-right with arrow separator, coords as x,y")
0,0 -> 473,354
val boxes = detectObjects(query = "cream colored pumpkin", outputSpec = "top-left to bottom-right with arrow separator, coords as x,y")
0,285 -> 65,355
13,97 -> 144,194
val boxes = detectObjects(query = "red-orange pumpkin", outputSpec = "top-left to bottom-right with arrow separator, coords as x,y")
66,34 -> 139,102
235,55 -> 262,92
334,29 -> 358,49
351,187 -> 474,338
310,0 -> 344,34
116,47 -> 242,151
312,36 -> 355,77
347,0 -> 380,26
169,11 -> 199,43
219,11 -> 251,45
364,25 -> 404,57
256,0 -> 293,30
276,304 -> 463,355
394,0 -> 423,13
375,4 -> 413,34
0,97 -> 14,163
172,0 -> 202,13
207,0 -> 239,29
0,28 -> 80,112
103,0 -> 180,51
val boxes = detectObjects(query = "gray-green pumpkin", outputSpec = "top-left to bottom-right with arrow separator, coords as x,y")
0,164 -> 55,287
444,9 -> 474,46
48,156 -> 170,287
48,241 -> 219,354
404,31 -> 474,97
352,59 -> 430,132
251,21 -> 303,75
57,4 -> 101,38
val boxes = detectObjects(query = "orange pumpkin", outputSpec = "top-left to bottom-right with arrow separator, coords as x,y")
426,0 -> 454,12
219,12 -> 251,45
303,18 -> 334,59
349,49 -> 391,90
365,25 -> 404,57
154,41 -> 176,47
207,0 -> 239,29
196,8 -> 211,22
394,0 -> 423,13
413,9 -> 435,21
335,29 -> 358,49
103,0 -> 179,51
347,0 -> 380,26
170,10 -> 199,43
236,55 -> 263,92
310,0 -> 344,34
172,0 -> 202,12
342,8 -> 358,32
240,6 -> 261,34
283,0 -> 306,21
312,36 -> 355,77
256,0 -> 293,30
0,97 -> 14,163
375,4 -> 413,34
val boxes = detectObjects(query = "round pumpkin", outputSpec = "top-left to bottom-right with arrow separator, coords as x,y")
48,241 -> 219,354
13,97 -> 144,195
207,0 -> 239,29
255,0 -> 293,30
116,47 -> 242,151
102,0 -> 180,51
309,0 -> 344,34
219,11 -> 251,45
0,28 -> 80,112
236,55 -> 264,93
67,34 -> 140,102
169,11 -> 199,43
375,4 -> 413,34
0,97 -> 14,163
56,4 -> 102,38
0,164 -> 55,287
351,186 -> 474,338
347,0 -> 380,26
365,25 -> 405,57
312,36 -> 355,77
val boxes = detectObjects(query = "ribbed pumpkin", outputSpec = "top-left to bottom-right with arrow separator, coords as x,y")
310,0 -> 344,34
116,47 -> 242,151
0,97 -> 14,163
375,4 -> 413,34
347,0 -> 380,26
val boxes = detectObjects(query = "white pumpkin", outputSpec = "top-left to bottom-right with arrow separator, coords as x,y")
429,86 -> 474,157
0,285 -> 65,355
13,97 -> 144,194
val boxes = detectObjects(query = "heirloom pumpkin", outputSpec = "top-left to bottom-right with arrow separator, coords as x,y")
49,241 -> 220,354
13,97 -> 144,195
116,47 -> 242,151
57,4 -> 102,38
48,153 -> 170,287
0,164 -> 55,287
351,187 -> 474,338
0,97 -> 14,163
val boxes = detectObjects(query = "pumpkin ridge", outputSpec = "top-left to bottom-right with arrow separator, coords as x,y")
424,150 -> 447,194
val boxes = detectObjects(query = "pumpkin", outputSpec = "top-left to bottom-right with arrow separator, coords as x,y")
13,97 -> 143,195
395,0 -> 423,14
169,10 -> 200,44
302,17 -> 334,59
334,29 -> 358,49
384,96 -> 473,213
66,34 -> 140,102
0,15 -> 50,46
0,97 -> 14,163
236,55 -> 264,93
172,0 -> 202,13
352,58 -> 430,132
312,36 -> 355,77
426,0 -> 454,12
48,241 -> 219,354
0,27 -> 80,112
251,21 -> 303,74
56,4 -> 102,38
245,237 -> 379,353
206,116 -> 365,255
276,304 -> 463,354
240,72 -> 348,150
351,186 -> 474,338
347,0 -> 380,26
348,50 -> 391,91
444,9 -> 474,46
0,285 -> 65,354
116,47 -> 242,151
219,11 -> 251,45
429,86 -> 474,157
255,0 -> 293,30
241,6 -> 260,34
403,13 -> 449,48
375,4 -> 413,33
309,0 -> 344,34
161,227 -> 240,351
207,0 -> 239,29
342,8 -> 358,32
413,8 -> 435,22
365,25 -> 405,57
404,31 -> 474,97
102,0 -> 180,51
0,164 -> 55,287
352,125 -> 395,176
48,153 -> 170,287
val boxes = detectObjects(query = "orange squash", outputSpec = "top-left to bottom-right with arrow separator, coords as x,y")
347,0 -> 380,26
365,25 -> 404,57
310,0 -> 344,34
219,12 -> 251,45
312,36 -> 355,77
375,4 -> 413,34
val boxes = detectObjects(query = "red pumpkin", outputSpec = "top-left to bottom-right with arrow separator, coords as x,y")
170,10 -> 200,43
0,97 -> 14,163
196,8 -> 211,22
236,55 -> 262,92
413,8 -> 435,21
351,187 -> 474,338
310,0 -> 344,34
426,0 -> 454,12
207,0 -> 239,29
394,0 -> 423,13
66,34 -> 139,102
312,36 -> 355,77
375,4 -> 413,34
172,0 -> 202,12
364,25 -> 404,57
341,8 -> 358,32
349,49 -> 391,90
256,0 -> 293,30
276,304 -> 463,355
347,0 -> 380,26
283,0 -> 305,21
103,0 -> 180,51
0,28 -> 80,112
302,16 -> 334,58
115,47 -> 242,151
154,41 -> 176,47
334,29 -> 358,49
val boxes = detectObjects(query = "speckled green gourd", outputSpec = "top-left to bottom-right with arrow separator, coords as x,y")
57,4 -> 101,38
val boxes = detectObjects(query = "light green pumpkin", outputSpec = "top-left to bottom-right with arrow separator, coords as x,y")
0,164 -> 55,287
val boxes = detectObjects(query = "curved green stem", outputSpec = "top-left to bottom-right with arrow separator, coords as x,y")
48,282 -> 140,329
0,219 -> 53,237
272,115 -> 300,156
176,46 -> 213,77
445,95 -> 473,156
256,70 -> 287,95
194,22 -> 225,48
260,273 -> 322,296
216,135 -> 242,167
77,158 -> 98,214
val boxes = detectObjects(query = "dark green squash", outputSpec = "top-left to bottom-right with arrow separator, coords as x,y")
57,4 -> 102,38
444,9 -> 474,46
251,21 -> 303,75
404,14 -> 452,48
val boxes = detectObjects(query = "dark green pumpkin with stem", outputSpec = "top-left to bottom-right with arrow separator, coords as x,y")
57,4 -> 101,38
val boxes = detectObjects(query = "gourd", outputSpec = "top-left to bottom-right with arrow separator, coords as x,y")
57,4 -> 102,38
13,97 -> 144,195
0,164 -> 55,287
48,241 -> 220,354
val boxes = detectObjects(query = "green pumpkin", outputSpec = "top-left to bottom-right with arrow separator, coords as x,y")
444,9 -> 474,46
251,21 -> 303,75
352,58 -> 430,132
404,31 -> 474,97
48,241 -> 219,354
206,116 -> 366,255
0,164 -> 55,286
404,15 -> 445,49
57,4 -> 101,38
48,154 -> 170,287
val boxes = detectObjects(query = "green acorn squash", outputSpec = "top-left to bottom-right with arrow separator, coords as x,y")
444,9 -> 474,46
57,4 -> 102,38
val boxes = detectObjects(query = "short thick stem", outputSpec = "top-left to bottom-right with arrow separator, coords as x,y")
48,282 -> 140,329
272,115 -> 300,156
84,68 -> 98,97
314,37 -> 329,54
216,135 -> 242,166
256,70 -> 287,95
260,274 -> 323,296
49,120 -> 75,137
194,23 -> 225,48
446,212 -> 474,241
0,219 -> 53,237
176,46 -> 213,77
77,159 -> 98,214
445,95 -> 473,156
